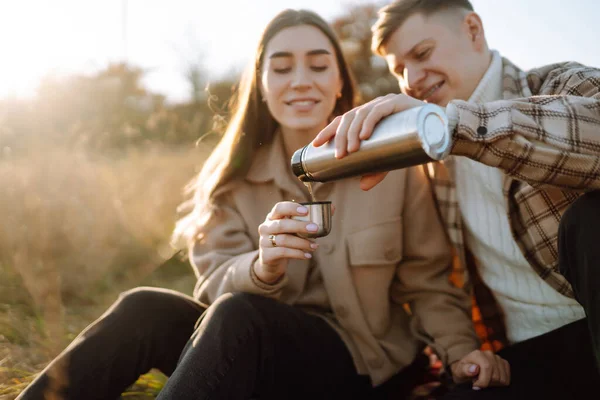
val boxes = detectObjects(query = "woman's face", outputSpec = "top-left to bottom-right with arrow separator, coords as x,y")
260,24 -> 343,134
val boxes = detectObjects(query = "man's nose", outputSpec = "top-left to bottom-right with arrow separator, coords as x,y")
404,64 -> 426,92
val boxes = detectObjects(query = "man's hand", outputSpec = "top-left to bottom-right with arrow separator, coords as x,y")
313,93 -> 425,157
450,350 -> 511,390
312,94 -> 424,191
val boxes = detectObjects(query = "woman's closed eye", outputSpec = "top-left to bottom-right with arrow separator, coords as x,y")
310,65 -> 328,72
273,67 -> 292,74
273,65 -> 328,74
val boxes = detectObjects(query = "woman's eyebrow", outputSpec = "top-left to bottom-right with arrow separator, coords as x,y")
269,49 -> 331,59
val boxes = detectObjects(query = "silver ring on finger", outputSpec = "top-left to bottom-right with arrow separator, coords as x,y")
268,234 -> 277,247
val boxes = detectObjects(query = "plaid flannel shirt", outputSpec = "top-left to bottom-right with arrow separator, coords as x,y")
427,57 -> 600,350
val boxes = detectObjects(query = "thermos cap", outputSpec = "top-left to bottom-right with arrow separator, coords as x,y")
418,105 -> 451,160
423,114 -> 445,147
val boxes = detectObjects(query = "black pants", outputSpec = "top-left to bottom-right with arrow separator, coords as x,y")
441,190 -> 600,399
17,289 -> 424,400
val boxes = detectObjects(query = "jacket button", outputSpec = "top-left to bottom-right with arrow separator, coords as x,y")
368,357 -> 384,369
476,126 -> 487,136
335,305 -> 349,319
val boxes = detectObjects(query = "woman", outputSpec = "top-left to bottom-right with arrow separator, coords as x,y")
18,9 -> 479,400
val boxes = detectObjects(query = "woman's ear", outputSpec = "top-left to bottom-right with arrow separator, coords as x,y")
336,77 -> 344,99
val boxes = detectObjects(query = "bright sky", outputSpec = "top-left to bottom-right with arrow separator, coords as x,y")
1,0 -> 599,103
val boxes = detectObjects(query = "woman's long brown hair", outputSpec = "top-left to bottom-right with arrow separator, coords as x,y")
172,9 -> 357,247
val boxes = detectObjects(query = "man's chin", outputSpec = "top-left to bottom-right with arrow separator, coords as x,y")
424,96 -> 449,107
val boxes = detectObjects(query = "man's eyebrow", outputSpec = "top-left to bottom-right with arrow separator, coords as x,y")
405,39 -> 430,58
392,39 -> 432,73
269,49 -> 331,59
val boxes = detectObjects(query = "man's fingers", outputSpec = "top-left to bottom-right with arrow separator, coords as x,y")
503,359 -> 511,385
472,360 -> 493,389
359,172 -> 389,191
497,358 -> 510,386
312,117 -> 341,147
346,107 -> 370,153
334,113 -> 355,158
359,100 -> 395,140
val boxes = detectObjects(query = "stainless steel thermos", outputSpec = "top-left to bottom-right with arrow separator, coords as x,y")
291,104 -> 452,182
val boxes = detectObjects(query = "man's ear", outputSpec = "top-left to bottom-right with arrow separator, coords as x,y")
464,12 -> 486,51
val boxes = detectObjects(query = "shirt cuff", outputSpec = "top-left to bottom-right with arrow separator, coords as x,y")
231,251 -> 288,297
446,101 -> 460,138
443,341 -> 481,367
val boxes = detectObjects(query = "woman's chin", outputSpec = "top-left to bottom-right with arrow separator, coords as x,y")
281,118 -> 324,133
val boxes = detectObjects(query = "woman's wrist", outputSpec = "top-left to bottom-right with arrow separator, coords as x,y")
252,260 -> 284,285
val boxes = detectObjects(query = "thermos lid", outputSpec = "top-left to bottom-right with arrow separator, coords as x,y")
418,105 -> 451,160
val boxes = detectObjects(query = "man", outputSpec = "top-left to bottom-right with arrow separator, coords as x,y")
313,0 -> 600,398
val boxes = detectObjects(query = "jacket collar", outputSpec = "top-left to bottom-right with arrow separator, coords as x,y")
500,54 -> 532,100
245,133 -> 282,184
245,132 -> 307,199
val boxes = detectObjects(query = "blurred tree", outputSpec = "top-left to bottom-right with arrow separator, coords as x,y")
331,2 -> 399,102
0,63 -> 237,153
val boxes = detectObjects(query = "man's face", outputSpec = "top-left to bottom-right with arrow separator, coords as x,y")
381,11 -> 489,107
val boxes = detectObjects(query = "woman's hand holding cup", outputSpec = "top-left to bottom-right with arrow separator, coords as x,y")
254,201 -> 320,284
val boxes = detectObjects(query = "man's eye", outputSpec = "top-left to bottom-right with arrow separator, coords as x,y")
416,49 -> 431,60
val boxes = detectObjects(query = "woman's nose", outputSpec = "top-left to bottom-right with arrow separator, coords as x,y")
290,66 -> 311,90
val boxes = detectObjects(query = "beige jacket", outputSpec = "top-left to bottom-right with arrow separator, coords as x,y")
189,133 -> 479,385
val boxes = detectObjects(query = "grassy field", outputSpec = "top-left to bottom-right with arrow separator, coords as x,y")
0,143 -> 212,399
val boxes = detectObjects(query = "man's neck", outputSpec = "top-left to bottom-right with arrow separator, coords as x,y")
464,50 -> 494,101
467,50 -> 503,104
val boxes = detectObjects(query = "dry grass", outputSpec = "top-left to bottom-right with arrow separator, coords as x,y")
0,142 -> 213,399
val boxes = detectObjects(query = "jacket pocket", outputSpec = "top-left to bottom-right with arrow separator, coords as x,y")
346,218 -> 403,266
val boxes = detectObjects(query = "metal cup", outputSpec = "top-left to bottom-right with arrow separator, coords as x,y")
292,201 -> 332,238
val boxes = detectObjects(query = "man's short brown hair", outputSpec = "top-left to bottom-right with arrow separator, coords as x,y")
371,0 -> 474,55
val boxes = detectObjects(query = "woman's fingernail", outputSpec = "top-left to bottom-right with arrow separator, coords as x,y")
306,223 -> 318,232
310,243 -> 319,249
297,206 -> 308,214
304,253 -> 312,259
472,386 -> 481,391
468,364 -> 477,374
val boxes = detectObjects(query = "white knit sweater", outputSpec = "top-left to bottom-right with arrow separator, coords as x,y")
452,51 -> 585,344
